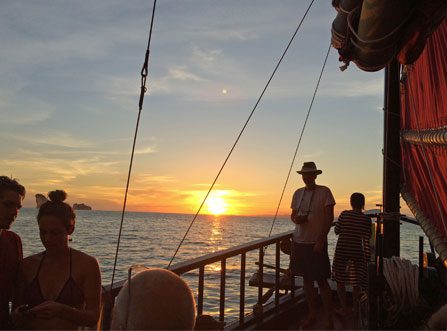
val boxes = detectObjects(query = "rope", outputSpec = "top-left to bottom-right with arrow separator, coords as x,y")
167,0 -> 317,268
267,42 -> 332,238
382,257 -> 419,318
110,0 -> 157,290
407,75 -> 447,235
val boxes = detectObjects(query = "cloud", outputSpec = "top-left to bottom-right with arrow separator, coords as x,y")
5,131 -> 93,149
192,28 -> 259,42
320,77 -> 383,98
191,47 -> 222,64
301,152 -> 323,160
135,146 -> 157,155
0,91 -> 54,125
167,66 -> 205,82
2,156 -> 121,183
133,173 -> 175,184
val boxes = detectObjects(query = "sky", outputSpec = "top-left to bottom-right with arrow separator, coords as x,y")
0,0 -> 401,216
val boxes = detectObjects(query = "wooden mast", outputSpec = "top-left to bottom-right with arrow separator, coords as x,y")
382,59 -> 401,258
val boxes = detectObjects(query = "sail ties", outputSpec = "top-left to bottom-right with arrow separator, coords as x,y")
167,0 -> 317,268
401,128 -> 447,147
110,0 -> 158,290
406,74 -> 447,237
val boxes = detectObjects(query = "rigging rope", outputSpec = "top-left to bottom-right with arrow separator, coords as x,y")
110,0 -> 157,290
267,42 -> 332,238
407,75 -> 447,235
382,257 -> 420,323
167,0 -> 316,268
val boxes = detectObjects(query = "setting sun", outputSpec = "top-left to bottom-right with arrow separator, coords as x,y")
205,196 -> 227,216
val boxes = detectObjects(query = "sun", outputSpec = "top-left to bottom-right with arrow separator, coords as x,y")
205,196 -> 227,216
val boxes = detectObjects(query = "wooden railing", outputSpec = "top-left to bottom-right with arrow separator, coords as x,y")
99,230 -> 296,329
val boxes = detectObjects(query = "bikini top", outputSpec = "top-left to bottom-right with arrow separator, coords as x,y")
24,249 -> 84,308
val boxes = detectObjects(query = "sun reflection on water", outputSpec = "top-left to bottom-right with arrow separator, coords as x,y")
206,217 -> 223,272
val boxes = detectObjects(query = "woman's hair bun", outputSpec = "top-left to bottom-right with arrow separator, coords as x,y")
48,190 -> 67,203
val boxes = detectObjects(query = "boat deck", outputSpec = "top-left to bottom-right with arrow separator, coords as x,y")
248,273 -> 359,330
284,308 -> 359,330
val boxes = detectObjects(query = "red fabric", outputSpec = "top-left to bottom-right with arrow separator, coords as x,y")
0,230 -> 23,329
401,19 -> 447,237
397,0 -> 447,65
401,144 -> 447,237
401,19 -> 447,130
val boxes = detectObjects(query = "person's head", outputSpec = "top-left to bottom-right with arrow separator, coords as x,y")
37,190 -> 75,250
297,162 -> 322,188
350,192 -> 365,210
111,268 -> 196,330
0,176 -> 26,229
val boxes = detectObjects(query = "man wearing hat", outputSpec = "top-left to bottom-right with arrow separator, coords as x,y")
290,162 -> 335,329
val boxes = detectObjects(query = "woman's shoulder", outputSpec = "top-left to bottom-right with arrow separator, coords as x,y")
339,210 -> 350,217
21,252 -> 45,278
71,248 -> 99,268
342,210 -> 372,223
22,252 -> 44,265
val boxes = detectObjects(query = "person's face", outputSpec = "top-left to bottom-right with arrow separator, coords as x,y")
0,190 -> 23,229
38,215 -> 70,250
301,173 -> 317,187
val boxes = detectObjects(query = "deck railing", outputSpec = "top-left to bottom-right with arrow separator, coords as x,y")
99,230 -> 295,330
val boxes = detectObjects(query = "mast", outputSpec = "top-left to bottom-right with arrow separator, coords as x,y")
382,59 -> 401,258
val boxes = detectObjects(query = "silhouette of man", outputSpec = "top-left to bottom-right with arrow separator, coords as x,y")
0,176 -> 25,329
290,162 -> 335,328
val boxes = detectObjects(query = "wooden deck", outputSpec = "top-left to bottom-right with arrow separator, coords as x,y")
284,307 -> 359,330
248,272 -> 359,330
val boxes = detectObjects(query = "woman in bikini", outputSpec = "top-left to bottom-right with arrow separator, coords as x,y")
13,190 -> 101,330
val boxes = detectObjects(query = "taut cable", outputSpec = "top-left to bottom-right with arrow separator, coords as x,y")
267,42 -> 332,238
111,0 -> 157,290
168,0 -> 317,268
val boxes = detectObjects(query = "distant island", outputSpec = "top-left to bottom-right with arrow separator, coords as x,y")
35,194 -> 48,208
73,203 -> 92,210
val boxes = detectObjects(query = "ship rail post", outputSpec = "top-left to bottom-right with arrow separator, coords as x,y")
98,230 -> 297,330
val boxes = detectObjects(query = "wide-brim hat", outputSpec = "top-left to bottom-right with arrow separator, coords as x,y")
297,161 -> 322,175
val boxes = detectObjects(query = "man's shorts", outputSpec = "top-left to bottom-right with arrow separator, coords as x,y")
289,241 -> 331,282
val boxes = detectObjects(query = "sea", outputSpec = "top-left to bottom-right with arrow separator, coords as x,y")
13,208 -> 430,322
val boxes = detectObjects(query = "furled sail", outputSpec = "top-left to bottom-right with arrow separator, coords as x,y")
331,0 -> 447,72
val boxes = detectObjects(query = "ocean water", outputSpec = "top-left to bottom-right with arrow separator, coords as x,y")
13,208 -> 430,322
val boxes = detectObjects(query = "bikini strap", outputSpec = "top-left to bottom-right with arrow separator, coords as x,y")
69,248 -> 73,275
35,251 -> 47,278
